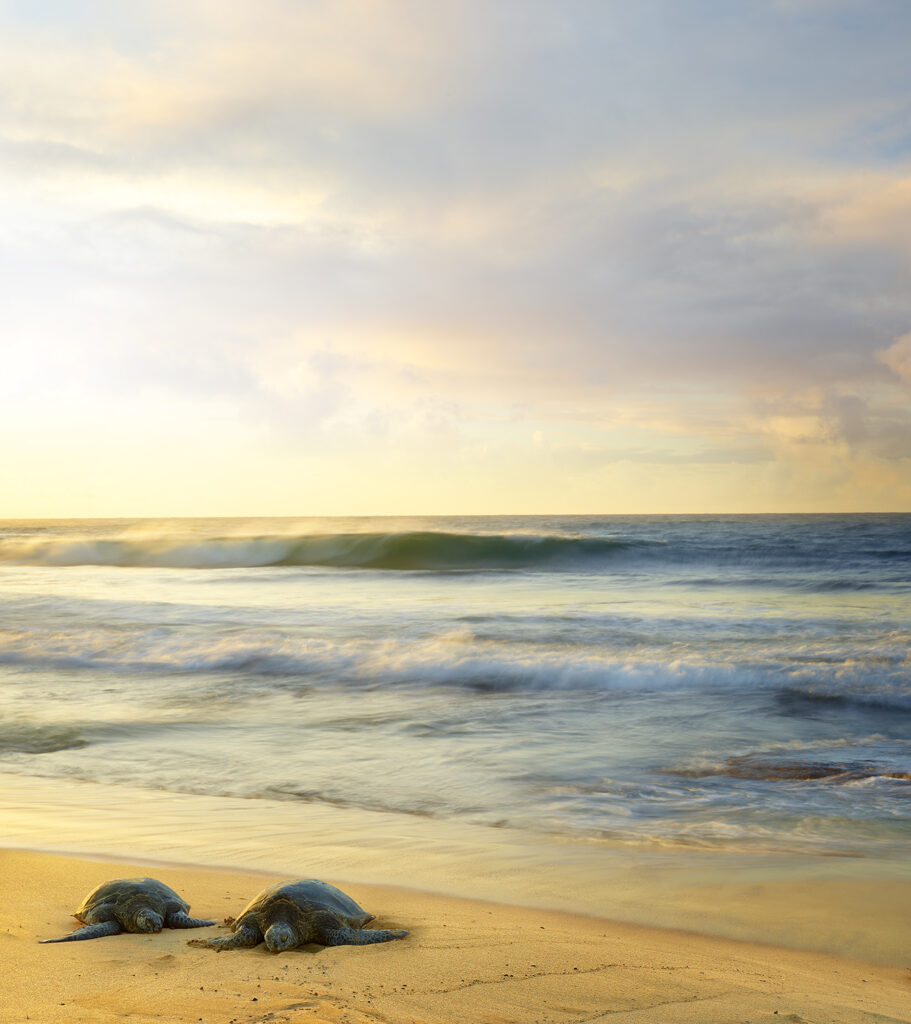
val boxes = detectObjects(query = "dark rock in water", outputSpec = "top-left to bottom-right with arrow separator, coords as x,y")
681,756 -> 911,783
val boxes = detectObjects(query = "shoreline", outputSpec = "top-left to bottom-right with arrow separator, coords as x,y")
3,847 -> 909,1024
2,772 -> 910,967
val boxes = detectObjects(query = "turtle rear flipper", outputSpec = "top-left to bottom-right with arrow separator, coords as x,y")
166,911 -> 215,929
40,921 -> 123,943
320,926 -> 408,946
188,923 -> 261,950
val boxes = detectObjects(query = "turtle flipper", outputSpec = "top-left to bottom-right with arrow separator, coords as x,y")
166,911 -> 216,929
40,921 -> 123,943
188,923 -> 261,950
320,926 -> 408,946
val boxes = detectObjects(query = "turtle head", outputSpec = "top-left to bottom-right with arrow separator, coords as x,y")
264,922 -> 297,953
134,908 -> 163,933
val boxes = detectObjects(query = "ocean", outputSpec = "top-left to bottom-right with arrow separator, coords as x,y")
1,513 -> 908,861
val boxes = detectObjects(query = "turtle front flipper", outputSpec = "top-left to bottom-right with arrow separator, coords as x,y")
166,910 -> 216,929
40,921 -> 123,943
188,923 -> 261,950
319,926 -> 408,946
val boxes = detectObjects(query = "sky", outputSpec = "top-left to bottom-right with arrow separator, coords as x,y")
2,0 -> 910,515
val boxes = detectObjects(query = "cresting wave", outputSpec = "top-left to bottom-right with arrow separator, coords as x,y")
0,530 -> 634,571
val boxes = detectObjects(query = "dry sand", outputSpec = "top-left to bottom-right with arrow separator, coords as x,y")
2,848 -> 908,1024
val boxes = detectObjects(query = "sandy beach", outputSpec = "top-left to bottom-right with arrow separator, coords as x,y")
2,847 -> 908,1024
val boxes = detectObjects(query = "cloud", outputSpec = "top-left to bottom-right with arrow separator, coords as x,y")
2,0 -> 911,511
877,332 -> 911,386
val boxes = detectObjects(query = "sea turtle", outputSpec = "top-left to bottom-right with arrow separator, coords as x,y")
189,879 -> 408,952
40,877 -> 215,943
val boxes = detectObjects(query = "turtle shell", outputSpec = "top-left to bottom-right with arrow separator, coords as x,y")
76,878 -> 189,923
235,880 -> 374,931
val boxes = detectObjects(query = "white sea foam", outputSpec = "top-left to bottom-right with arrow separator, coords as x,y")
1,619 -> 905,700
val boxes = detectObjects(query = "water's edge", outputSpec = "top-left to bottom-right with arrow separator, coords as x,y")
3,773 -> 908,965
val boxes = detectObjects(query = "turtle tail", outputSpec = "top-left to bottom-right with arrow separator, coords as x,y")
166,911 -> 216,929
40,921 -> 123,943
321,926 -> 409,946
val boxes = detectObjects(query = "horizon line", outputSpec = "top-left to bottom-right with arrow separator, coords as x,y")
1,510 -> 909,522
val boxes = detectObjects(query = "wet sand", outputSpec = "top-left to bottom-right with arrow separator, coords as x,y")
3,847 -> 910,1024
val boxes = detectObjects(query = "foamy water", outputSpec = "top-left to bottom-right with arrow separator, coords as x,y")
1,514 -> 909,856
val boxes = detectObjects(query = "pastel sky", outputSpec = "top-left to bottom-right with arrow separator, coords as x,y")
2,0 -> 911,515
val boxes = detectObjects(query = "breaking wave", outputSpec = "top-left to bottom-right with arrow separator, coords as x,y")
0,531 -> 636,572
0,621 -> 906,704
